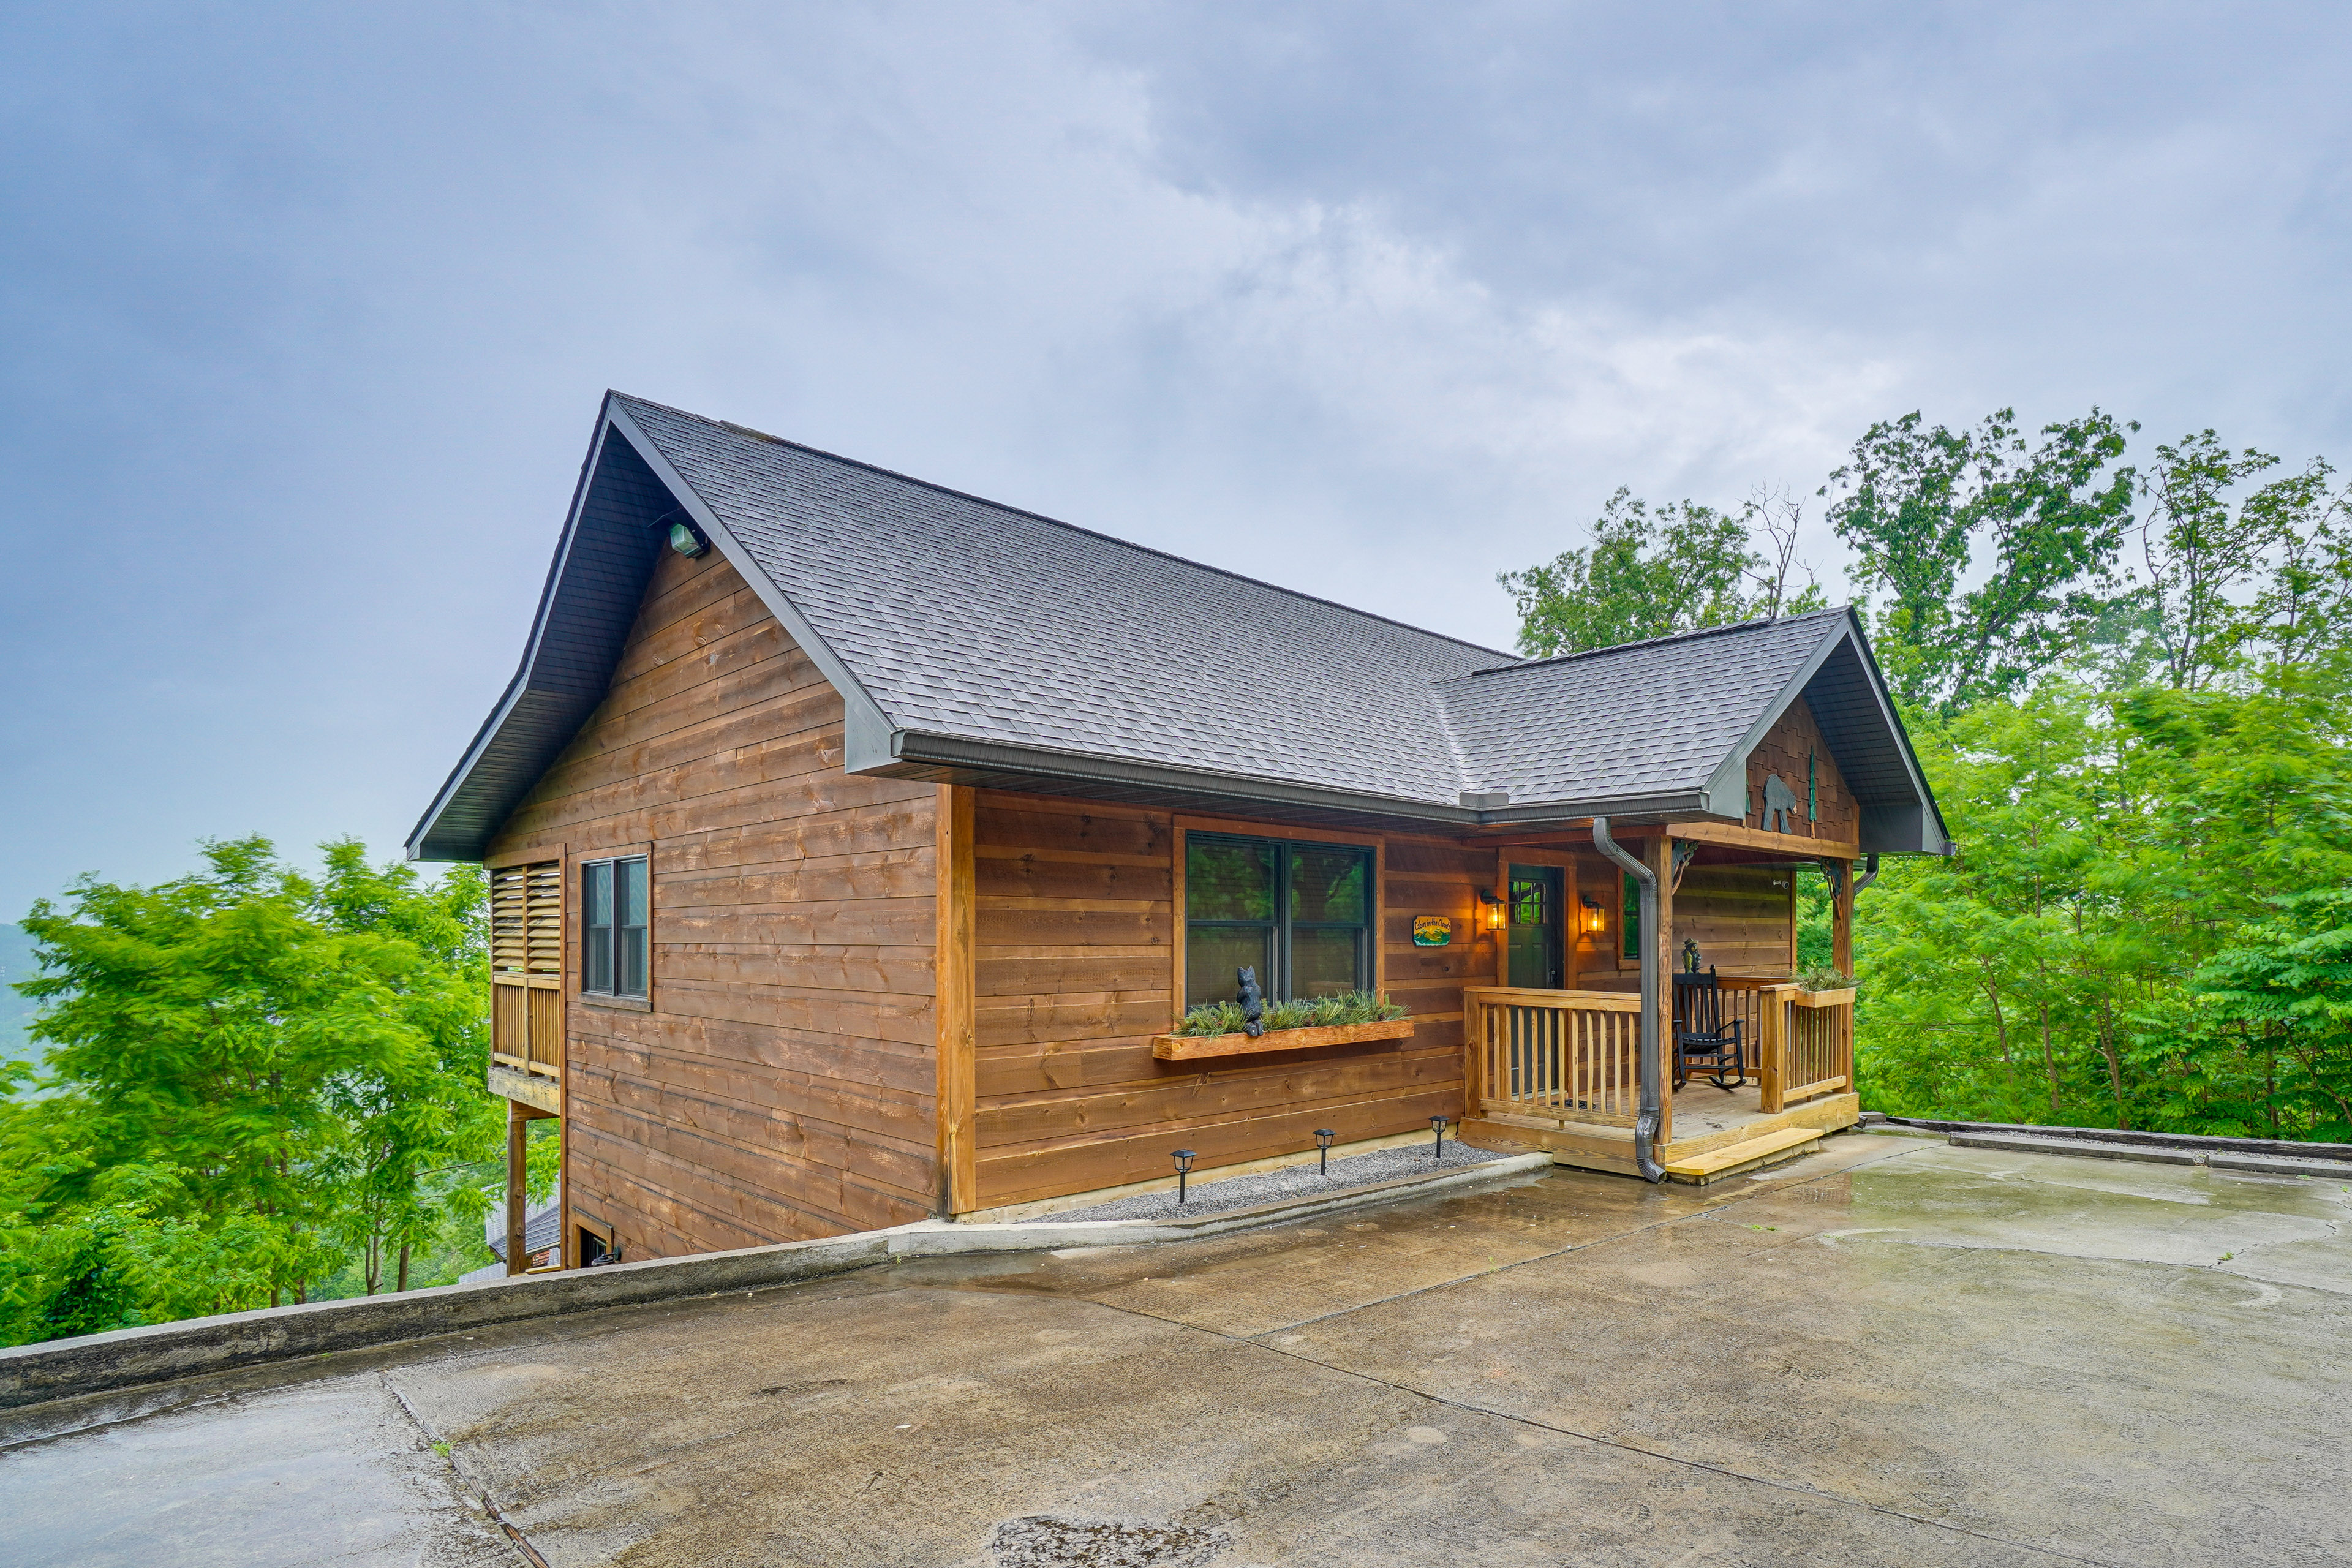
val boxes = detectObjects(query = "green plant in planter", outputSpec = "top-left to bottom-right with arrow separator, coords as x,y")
1797,966 -> 1857,993
1170,990 -> 1408,1037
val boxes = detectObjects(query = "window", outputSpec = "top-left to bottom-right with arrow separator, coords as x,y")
582,855 -> 649,998
1623,872 -> 1641,960
1510,876 -> 1548,927
1185,833 -> 1373,1006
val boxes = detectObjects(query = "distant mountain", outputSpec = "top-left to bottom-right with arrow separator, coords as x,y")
1,923 -> 44,1071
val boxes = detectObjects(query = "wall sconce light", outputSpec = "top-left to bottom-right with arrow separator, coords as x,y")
1314,1128 -> 1336,1178
1171,1148 -> 1197,1204
1477,888 -> 1507,932
1579,894 -> 1605,935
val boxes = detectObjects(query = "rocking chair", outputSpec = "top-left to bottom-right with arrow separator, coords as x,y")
1673,966 -> 1746,1091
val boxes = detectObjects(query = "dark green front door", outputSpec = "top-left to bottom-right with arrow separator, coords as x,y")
1507,864 -> 1564,989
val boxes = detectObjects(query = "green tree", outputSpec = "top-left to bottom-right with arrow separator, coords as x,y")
1824,407 -> 2136,712
1499,487 -> 1825,657
2,840 -> 500,1341
2188,889 -> 2352,1142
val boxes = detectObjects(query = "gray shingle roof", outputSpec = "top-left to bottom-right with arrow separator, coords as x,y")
1437,612 -> 1848,815
612,395 -> 1508,810
409,393 -> 1949,858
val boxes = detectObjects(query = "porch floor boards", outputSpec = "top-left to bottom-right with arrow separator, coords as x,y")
1462,1089 -> 1862,1180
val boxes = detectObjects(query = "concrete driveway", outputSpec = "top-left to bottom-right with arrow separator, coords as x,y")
4,1133 -> 2348,1567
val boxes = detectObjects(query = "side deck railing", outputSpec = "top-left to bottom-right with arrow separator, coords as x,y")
1463,987 -> 1645,1126
1755,984 -> 1855,1112
491,974 -> 564,1080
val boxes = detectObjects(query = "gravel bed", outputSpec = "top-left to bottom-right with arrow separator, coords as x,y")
1020,1137 -> 1509,1224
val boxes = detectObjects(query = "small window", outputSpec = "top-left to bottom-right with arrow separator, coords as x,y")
1185,832 -> 1373,1005
1622,872 -> 1641,960
1510,877 -> 1548,926
582,855 -> 649,998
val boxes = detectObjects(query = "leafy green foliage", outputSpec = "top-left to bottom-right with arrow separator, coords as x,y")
1498,487 -> 1825,657
1511,407 -> 2352,1142
1172,990 -> 1408,1037
0,840 -> 508,1343
1824,408 -> 2137,713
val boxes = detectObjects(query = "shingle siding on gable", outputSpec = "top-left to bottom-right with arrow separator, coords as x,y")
1743,696 -> 1858,847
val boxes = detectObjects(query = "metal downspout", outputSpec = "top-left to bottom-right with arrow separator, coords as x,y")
1592,817 -> 1665,1183
1853,851 -> 1881,894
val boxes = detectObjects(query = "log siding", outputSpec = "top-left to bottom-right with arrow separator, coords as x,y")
970,791 -> 1491,1208
486,548 -> 941,1261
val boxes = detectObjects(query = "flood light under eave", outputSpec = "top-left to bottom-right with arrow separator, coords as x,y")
669,521 -> 709,558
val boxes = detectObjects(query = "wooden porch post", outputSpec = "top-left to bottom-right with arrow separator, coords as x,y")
1831,858 -> 1855,976
1650,834 -> 1675,1145
504,1099 -> 529,1277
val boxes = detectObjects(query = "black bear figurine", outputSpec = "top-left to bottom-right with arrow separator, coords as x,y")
1237,966 -> 1265,1038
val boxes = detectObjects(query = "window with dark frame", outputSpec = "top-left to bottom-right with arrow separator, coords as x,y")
1622,872 -> 1641,960
1185,832 -> 1373,1006
582,854 -> 649,999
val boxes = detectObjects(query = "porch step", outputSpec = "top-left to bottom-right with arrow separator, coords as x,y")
1948,1131 -> 2199,1166
1662,1126 -> 1823,1185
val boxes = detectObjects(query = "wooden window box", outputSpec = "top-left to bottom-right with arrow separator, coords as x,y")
1151,1018 -> 1415,1061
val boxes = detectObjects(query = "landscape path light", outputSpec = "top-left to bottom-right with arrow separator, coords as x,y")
1430,1115 -> 1449,1158
1314,1128 -> 1336,1177
1171,1148 -> 1197,1205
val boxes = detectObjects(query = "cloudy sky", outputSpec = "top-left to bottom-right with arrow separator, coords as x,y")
2,2 -> 2347,913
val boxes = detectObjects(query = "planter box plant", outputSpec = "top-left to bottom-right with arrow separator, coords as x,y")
1152,991 -> 1414,1061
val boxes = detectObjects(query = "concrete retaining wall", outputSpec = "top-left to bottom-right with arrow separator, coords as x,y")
0,1152 -> 1550,1410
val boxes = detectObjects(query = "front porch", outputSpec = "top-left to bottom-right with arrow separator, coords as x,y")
1457,982 -> 1861,1182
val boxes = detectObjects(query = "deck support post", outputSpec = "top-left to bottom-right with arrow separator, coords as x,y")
505,1099 -> 530,1277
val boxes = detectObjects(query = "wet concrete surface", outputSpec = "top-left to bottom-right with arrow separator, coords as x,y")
4,1134 -> 2347,1566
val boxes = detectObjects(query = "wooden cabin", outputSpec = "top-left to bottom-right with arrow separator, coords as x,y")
409,393 -> 1951,1270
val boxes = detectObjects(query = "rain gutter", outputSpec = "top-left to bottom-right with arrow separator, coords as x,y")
1591,816 -> 1665,1183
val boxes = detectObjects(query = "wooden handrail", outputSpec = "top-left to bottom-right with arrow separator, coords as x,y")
1463,988 -> 1646,1128
1758,986 -> 1853,1112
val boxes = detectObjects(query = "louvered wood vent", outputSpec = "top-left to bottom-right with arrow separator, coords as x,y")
491,859 -> 565,1083
491,861 -> 564,974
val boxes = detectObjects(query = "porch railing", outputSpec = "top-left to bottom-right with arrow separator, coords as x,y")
1463,987 -> 1644,1126
1756,984 -> 1855,1112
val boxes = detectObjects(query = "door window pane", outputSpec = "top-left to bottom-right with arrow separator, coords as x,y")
1186,839 -> 1276,921
1291,927 -> 1361,998
1186,925 -> 1272,1008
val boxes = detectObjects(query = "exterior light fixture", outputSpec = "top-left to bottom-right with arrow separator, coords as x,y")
1580,894 -> 1605,935
668,519 -> 709,558
1314,1128 -> 1336,1177
1430,1115 -> 1449,1158
1477,888 -> 1507,933
1171,1148 -> 1197,1204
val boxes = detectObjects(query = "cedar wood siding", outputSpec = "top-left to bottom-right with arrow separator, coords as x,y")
1558,852 -> 1796,990
485,548 -> 942,1258
971,792 -> 1490,1208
